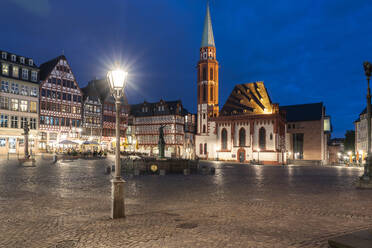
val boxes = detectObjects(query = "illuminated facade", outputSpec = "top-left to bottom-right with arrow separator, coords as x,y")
38,55 -> 83,151
281,103 -> 331,164
83,79 -> 129,150
130,100 -> 194,158
0,50 -> 39,155
195,3 -> 286,164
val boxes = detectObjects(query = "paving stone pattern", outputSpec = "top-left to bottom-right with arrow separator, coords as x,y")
1,157 -> 372,248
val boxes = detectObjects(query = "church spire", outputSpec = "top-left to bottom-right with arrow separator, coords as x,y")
201,1 -> 215,48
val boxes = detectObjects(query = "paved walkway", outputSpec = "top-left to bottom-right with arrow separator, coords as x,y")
1,158 -> 372,247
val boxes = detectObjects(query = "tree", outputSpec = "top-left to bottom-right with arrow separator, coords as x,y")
344,130 -> 355,153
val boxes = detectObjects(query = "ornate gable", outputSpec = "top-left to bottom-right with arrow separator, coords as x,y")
220,81 -> 273,116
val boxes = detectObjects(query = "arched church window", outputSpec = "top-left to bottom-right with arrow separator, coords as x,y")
203,67 -> 207,81
259,127 -> 266,150
204,143 -> 207,155
203,113 -> 206,119
210,87 -> 213,101
199,143 -> 203,154
221,128 -> 227,150
210,68 -> 213,81
239,128 -> 246,147
203,125 -> 206,133
203,84 -> 207,101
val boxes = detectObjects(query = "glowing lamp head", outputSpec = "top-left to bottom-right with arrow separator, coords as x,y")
107,69 -> 128,93
359,150 -> 363,154
348,151 -> 352,155
257,148 -> 261,152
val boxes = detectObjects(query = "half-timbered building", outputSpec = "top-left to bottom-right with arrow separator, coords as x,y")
130,100 -> 193,158
38,55 -> 83,151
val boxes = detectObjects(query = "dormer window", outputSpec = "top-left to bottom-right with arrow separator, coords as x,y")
11,55 -> 16,62
1,52 -> 7,59
20,57 -> 25,64
29,59 -> 33,66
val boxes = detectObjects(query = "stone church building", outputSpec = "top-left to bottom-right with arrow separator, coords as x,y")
195,4 -> 287,164
195,3 -> 331,164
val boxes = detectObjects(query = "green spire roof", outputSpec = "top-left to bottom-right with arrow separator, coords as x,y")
201,2 -> 215,48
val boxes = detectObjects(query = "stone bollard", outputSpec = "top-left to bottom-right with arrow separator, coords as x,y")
183,168 -> 190,176
210,167 -> 215,175
53,155 -> 57,164
105,166 -> 111,174
134,169 -> 140,176
160,169 -> 166,176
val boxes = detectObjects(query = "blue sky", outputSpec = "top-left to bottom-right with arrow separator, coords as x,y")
1,0 -> 372,137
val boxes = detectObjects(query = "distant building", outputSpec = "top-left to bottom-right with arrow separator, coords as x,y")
38,55 -> 83,151
81,86 -> 102,142
355,108 -> 369,159
130,100 -> 194,158
0,50 -> 39,155
280,102 -> 331,164
84,79 -> 129,150
328,138 -> 344,164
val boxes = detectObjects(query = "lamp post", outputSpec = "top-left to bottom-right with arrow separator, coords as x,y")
363,61 -> 372,181
107,68 -> 128,219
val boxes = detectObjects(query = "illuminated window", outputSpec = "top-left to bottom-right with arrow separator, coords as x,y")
13,66 -> 18,78
221,128 -> 227,150
20,100 -> 28,112
239,128 -> 246,147
2,64 -> 9,75
259,127 -> 266,150
30,101 -> 37,113
10,99 -> 18,111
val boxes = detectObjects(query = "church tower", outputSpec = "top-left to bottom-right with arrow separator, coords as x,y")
197,2 -> 219,135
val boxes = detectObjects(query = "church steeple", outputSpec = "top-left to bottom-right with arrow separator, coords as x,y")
196,1 -> 219,135
201,2 -> 215,48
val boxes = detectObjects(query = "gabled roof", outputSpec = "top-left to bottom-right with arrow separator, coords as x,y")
39,55 -> 66,81
220,82 -> 273,116
280,102 -> 324,122
130,100 -> 188,117
201,2 -> 215,48
85,78 -> 128,105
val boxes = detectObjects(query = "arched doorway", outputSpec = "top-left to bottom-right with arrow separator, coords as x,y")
237,148 -> 245,163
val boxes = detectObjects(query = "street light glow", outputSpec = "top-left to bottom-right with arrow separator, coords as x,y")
107,68 -> 128,91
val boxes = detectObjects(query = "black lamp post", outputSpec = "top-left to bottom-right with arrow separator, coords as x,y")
107,68 -> 128,219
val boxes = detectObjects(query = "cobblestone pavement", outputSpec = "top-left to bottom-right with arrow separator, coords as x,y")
1,157 -> 372,248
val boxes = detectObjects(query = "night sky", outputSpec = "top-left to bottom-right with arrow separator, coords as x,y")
1,0 -> 372,137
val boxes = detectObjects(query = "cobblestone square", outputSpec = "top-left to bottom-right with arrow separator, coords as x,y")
1,157 -> 372,248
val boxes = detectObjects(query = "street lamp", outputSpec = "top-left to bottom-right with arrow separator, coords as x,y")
107,68 -> 128,219
362,61 -> 372,181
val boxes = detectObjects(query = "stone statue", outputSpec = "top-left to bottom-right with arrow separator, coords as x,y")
158,124 -> 166,158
